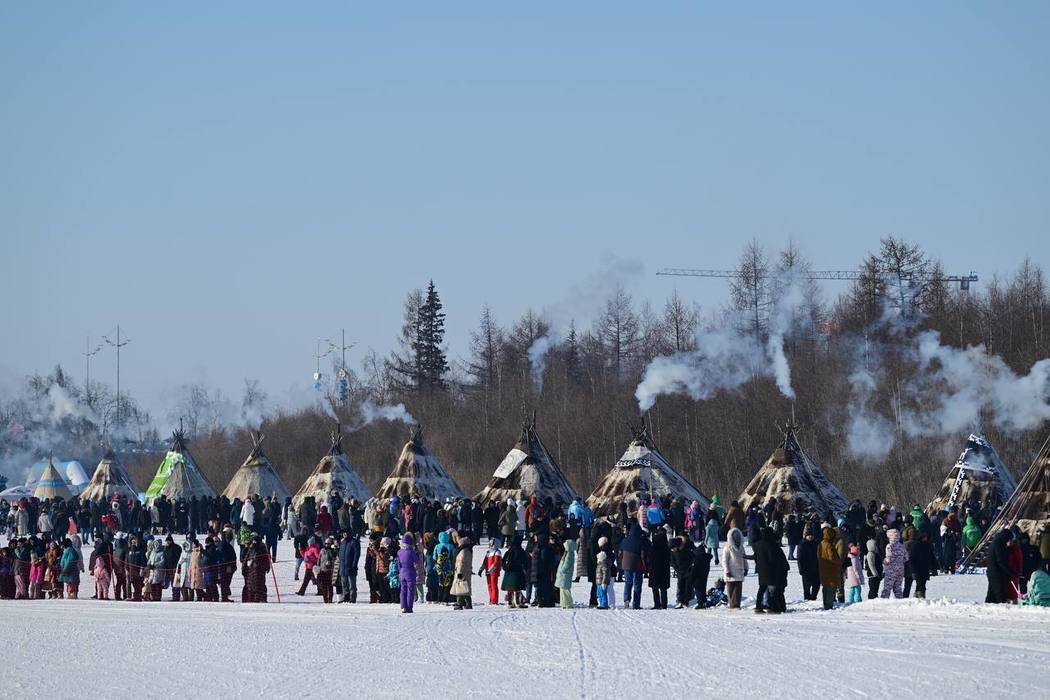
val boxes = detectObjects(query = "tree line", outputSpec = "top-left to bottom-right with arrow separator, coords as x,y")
2,238 -> 1048,508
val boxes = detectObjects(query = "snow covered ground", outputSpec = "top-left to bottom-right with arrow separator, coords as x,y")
2,538 -> 1048,699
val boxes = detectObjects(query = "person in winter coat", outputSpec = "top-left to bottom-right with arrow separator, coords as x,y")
498,500 -> 518,549
450,535 -> 473,610
705,517 -> 721,565
907,530 -> 934,599
316,537 -> 336,604
173,541 -> 192,601
479,541 -> 502,605
797,531 -> 820,601
595,546 -> 611,609
985,529 -> 1014,603
202,538 -> 220,601
785,514 -> 803,561
752,526 -> 789,613
670,536 -> 693,608
619,524 -> 650,610
817,526 -> 844,610
721,528 -> 748,610
689,542 -> 713,609
296,537 -> 322,596
648,528 -> 672,609
1022,569 -> 1050,607
880,528 -> 909,599
241,536 -> 270,602
723,501 -> 745,533
126,538 -> 147,601
28,553 -> 44,599
1006,531 -> 1023,603
111,534 -> 128,600
531,534 -> 557,607
555,537 -> 576,608
59,538 -> 80,599
844,542 -> 864,604
146,539 -> 166,601
864,539 -> 883,599
433,531 -> 456,604
338,529 -> 361,603
501,534 -> 528,607
962,516 -> 982,556
397,534 -> 420,612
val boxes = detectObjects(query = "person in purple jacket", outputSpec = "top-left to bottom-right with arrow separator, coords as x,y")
397,533 -> 420,613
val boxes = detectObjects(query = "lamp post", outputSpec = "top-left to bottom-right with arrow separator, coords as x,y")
82,336 -> 103,406
103,325 -> 131,427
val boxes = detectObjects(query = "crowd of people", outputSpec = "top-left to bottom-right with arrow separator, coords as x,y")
2,491 -> 1049,611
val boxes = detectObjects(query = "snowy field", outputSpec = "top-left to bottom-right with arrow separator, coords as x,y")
2,538 -> 1048,699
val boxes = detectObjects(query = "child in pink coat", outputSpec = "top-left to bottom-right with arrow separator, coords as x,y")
845,542 -> 864,604
29,554 -> 44,599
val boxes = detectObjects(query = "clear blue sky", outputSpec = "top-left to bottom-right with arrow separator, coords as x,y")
2,3 -> 1047,423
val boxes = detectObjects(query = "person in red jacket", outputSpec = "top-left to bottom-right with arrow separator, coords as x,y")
316,506 -> 333,538
296,537 -> 322,596
477,543 -> 502,604
525,496 -> 542,531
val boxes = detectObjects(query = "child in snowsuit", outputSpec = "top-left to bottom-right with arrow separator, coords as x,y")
478,543 -> 502,605
880,528 -> 909,599
28,553 -> 44,600
595,549 -> 611,609
94,547 -> 112,600
845,542 -> 864,604
397,534 -> 420,613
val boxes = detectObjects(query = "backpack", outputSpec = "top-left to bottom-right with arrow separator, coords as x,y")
388,559 -> 400,589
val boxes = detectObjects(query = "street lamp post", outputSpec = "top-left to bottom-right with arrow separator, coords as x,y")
103,325 -> 131,427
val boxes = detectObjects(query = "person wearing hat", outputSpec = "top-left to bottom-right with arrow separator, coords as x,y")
316,536 -> 336,603
241,534 -> 270,603
397,533 -> 420,612
296,535 -> 322,597
450,534 -> 473,610
880,528 -> 909,599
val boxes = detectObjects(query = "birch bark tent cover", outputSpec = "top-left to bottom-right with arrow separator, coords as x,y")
924,434 -> 1017,516
962,432 -> 1050,567
292,426 -> 373,509
585,427 -> 709,518
474,417 -> 579,509
375,426 -> 464,501
145,430 -> 217,503
736,425 -> 849,516
33,455 -> 73,500
222,432 -> 292,502
80,449 -> 139,502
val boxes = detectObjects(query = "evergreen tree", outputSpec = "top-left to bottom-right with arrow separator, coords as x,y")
414,280 -> 450,391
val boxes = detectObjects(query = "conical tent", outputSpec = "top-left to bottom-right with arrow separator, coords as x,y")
475,417 -> 578,509
292,426 -> 373,509
586,427 -> 709,518
737,425 -> 849,516
80,449 -> 139,502
375,426 -> 464,501
222,432 -> 291,502
34,455 -> 73,500
962,433 -> 1050,567
925,434 -> 1017,516
145,430 -> 216,503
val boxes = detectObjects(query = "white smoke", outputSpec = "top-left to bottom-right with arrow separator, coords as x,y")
635,274 -> 809,411
527,256 -> 645,389
355,400 -> 415,429
844,366 -> 895,462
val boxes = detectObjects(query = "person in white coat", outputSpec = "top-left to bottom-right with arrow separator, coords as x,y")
37,511 -> 53,536
721,527 -> 749,609
240,499 -> 255,530
173,541 -> 192,601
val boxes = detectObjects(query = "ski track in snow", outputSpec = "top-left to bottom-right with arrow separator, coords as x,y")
2,540 -> 1048,699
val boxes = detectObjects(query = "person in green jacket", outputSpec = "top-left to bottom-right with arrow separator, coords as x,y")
59,539 -> 80,599
909,505 -> 924,528
1022,569 -> 1050,607
962,516 -> 982,555
555,537 -> 576,608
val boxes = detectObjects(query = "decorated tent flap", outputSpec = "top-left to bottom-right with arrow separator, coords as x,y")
493,448 -> 529,479
145,450 -> 184,501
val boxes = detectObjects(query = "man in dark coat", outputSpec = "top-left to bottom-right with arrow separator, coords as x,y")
338,529 -> 361,603
530,535 -> 557,607
753,526 -> 790,613
797,530 -> 820,601
218,529 -> 238,602
985,529 -> 1015,603
241,536 -> 270,602
689,542 -> 713,608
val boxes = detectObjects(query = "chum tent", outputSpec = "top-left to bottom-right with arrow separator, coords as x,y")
475,416 -> 578,509
962,432 -> 1050,567
80,449 -> 139,502
586,426 -> 709,519
925,434 -> 1017,516
737,424 -> 849,517
33,455 -> 73,500
292,425 -> 373,509
375,426 -> 464,501
222,431 -> 291,503
145,430 -> 216,503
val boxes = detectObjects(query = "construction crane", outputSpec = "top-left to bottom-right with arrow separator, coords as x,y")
656,268 -> 979,290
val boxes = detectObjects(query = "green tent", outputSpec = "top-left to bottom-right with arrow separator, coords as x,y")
145,430 -> 213,502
